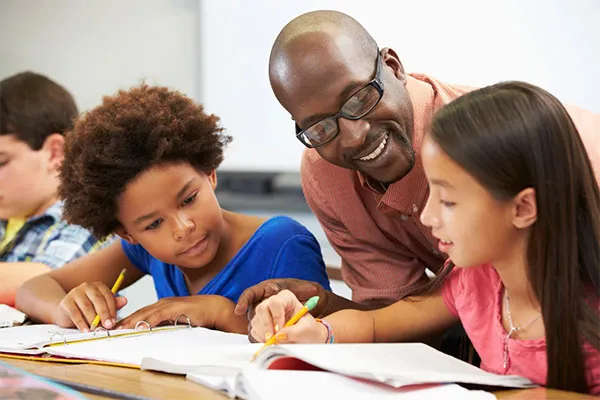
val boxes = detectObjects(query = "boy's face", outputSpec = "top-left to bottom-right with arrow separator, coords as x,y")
0,134 -> 62,219
116,163 -> 225,269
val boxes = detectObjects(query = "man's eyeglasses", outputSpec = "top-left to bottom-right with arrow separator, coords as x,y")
295,50 -> 384,149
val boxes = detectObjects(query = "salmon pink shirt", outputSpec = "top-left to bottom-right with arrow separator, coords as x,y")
441,265 -> 600,394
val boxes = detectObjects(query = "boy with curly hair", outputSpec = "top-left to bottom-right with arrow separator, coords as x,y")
0,72 -> 103,306
16,84 -> 330,333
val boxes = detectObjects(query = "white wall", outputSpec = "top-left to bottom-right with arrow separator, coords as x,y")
1,1 -> 597,172
200,0 -> 600,171
0,0 -> 199,112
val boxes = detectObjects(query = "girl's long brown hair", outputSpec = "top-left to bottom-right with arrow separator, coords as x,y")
418,81 -> 599,393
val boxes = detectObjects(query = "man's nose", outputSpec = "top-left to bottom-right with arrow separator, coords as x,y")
337,118 -> 371,154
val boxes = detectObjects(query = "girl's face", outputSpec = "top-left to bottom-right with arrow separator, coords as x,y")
116,162 -> 225,269
419,136 -> 524,268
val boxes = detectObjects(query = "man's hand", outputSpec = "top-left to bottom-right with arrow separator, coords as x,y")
234,279 -> 329,319
116,295 -> 247,334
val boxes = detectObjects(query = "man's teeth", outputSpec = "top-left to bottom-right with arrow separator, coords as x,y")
360,135 -> 388,161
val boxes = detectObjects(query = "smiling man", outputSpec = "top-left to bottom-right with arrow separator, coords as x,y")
235,10 -> 599,319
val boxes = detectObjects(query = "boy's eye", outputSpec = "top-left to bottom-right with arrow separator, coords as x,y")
440,200 -> 456,207
0,160 -> 9,167
182,193 -> 197,206
145,218 -> 163,231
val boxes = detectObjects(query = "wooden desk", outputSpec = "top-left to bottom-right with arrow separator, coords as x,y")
3,358 -> 596,400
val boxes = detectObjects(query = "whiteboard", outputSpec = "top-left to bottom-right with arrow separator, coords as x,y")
199,0 -> 599,171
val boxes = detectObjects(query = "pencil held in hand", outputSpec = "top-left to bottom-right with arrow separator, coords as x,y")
252,295 -> 320,360
89,268 -> 126,331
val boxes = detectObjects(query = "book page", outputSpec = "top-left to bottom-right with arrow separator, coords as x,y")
198,369 -> 497,400
0,325 -> 79,353
47,327 -> 250,367
256,343 -> 536,389
0,305 -> 28,328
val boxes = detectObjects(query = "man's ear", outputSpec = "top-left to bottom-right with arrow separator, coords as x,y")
114,226 -> 139,244
380,47 -> 406,84
512,188 -> 537,229
41,133 -> 65,171
207,169 -> 217,190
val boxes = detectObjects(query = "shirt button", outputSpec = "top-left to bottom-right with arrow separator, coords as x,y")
412,204 -> 419,213
401,214 -> 408,220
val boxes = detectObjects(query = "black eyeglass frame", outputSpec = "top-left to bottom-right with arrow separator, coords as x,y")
294,49 -> 385,148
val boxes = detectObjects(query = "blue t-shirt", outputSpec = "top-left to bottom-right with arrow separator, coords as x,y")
121,216 -> 331,302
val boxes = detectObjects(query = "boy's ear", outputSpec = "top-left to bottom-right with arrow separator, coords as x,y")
114,226 -> 139,245
207,169 -> 217,190
41,133 -> 65,171
512,188 -> 537,229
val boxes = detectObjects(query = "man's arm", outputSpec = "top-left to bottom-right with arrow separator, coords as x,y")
0,262 -> 51,306
234,277 -> 378,320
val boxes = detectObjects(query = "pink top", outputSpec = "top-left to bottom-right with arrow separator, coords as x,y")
441,265 -> 600,394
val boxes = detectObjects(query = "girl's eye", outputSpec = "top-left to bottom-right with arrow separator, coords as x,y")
145,218 -> 163,231
182,193 -> 197,206
440,200 -> 456,207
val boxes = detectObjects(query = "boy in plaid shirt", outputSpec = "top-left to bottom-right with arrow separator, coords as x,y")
0,72 -> 103,306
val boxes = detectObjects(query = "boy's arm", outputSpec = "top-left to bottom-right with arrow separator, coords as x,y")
0,262 -> 51,306
15,241 -> 143,323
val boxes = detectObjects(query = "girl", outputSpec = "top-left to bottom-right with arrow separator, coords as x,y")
248,81 -> 600,394
15,84 -> 330,334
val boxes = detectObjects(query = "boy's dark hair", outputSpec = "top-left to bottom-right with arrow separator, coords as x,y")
59,84 -> 232,238
0,71 -> 78,149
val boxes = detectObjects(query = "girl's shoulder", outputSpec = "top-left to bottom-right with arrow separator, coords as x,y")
446,263 -> 500,292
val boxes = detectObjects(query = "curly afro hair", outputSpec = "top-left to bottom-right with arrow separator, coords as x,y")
59,84 -> 232,238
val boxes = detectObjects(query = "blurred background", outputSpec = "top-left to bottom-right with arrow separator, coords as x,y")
1,0 -> 598,314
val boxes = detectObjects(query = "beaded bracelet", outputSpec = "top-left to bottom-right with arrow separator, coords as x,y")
315,318 -> 334,344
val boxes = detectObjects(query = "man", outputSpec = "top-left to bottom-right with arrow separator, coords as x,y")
0,71 -> 105,305
235,10 -> 599,318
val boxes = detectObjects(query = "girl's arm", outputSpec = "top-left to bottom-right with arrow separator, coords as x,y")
250,289 -> 458,344
15,241 -> 143,327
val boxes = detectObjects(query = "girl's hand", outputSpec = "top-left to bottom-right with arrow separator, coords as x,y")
250,289 -> 328,344
54,281 -> 128,332
115,295 -> 247,333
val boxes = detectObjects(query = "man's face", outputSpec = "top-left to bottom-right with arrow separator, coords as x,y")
0,134 -> 59,219
271,39 -> 415,184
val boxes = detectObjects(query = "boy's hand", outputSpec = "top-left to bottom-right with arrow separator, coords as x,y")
249,290 -> 328,344
115,295 -> 247,334
54,282 -> 128,332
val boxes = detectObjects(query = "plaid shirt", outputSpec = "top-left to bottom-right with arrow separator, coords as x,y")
0,201 -> 104,268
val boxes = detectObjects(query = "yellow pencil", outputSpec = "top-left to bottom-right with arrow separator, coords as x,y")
251,295 -> 320,360
89,268 -> 126,331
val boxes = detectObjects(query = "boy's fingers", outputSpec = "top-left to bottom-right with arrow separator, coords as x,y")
115,296 -> 128,309
96,284 -> 118,320
62,301 -> 90,332
74,295 -> 97,326
87,289 -> 113,328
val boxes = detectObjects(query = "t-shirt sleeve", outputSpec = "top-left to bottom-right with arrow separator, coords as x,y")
120,239 -> 150,275
269,233 -> 332,292
441,266 -> 462,317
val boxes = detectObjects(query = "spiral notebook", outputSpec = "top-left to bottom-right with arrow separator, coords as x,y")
0,324 -> 250,368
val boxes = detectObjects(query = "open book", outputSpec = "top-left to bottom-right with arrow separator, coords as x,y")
189,369 -> 498,400
0,304 -> 28,328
